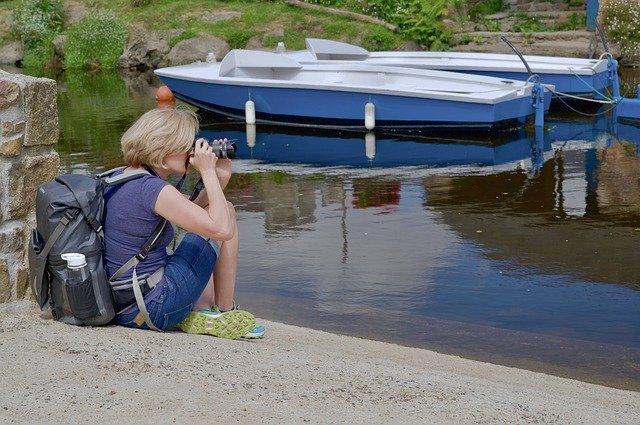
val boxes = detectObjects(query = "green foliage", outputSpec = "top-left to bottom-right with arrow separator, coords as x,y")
555,12 -> 584,31
357,0 -> 404,23
468,0 -> 505,20
11,0 -> 64,46
21,33 -> 56,69
395,0 -> 451,50
131,0 -> 150,6
601,0 -> 640,55
511,13 -> 546,33
226,28 -> 252,49
361,26 -> 397,51
564,0 -> 584,8
480,18 -> 501,32
63,11 -> 128,69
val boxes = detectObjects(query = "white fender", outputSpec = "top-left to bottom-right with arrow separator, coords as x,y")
364,102 -> 375,130
245,99 -> 256,125
246,123 -> 256,148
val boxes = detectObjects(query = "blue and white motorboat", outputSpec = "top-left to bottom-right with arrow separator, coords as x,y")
286,38 -> 614,99
155,49 -> 551,131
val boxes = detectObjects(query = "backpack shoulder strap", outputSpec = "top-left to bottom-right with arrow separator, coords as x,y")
102,169 -> 150,186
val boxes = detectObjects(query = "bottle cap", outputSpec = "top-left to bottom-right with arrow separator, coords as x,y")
61,253 -> 87,268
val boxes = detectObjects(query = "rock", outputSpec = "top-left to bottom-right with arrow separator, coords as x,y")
199,11 -> 242,24
63,1 -> 90,26
397,41 -> 423,52
16,266 -> 29,300
0,41 -> 23,65
0,260 -> 9,302
0,79 -> 20,109
52,35 -> 66,57
245,36 -> 265,50
0,222 -> 27,255
2,150 -> 59,220
162,34 -> 229,67
118,25 -> 172,70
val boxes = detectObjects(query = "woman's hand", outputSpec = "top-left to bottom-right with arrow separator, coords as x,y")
189,138 -> 218,175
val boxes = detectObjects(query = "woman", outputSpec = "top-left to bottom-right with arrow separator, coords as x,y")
103,107 -> 264,339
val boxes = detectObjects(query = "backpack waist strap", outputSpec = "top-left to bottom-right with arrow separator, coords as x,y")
111,266 -> 164,289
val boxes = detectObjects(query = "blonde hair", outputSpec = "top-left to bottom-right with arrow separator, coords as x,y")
121,107 -> 199,168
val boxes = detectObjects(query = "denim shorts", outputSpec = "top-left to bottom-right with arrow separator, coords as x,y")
115,232 -> 219,331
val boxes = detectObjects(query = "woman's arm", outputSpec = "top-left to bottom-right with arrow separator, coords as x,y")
191,158 -> 232,208
154,140 -> 235,241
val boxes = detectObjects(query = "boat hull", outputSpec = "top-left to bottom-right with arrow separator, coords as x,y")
442,69 -> 610,98
158,76 -> 549,131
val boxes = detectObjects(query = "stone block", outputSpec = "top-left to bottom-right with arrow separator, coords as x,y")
0,221 -> 27,255
16,266 -> 29,300
0,259 -> 9,302
1,120 -> 26,137
5,149 -> 59,219
22,77 -> 59,147
0,79 -> 20,109
0,135 -> 23,157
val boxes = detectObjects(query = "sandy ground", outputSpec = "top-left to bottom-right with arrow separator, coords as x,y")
0,301 -> 638,425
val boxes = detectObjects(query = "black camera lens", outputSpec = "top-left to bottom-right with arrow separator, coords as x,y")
194,138 -> 237,159
209,140 -> 236,159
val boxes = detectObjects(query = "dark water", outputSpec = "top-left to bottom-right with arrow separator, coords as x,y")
6,65 -> 640,391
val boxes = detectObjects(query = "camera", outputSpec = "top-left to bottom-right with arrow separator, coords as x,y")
195,138 -> 237,159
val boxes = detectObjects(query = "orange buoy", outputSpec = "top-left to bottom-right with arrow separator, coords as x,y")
156,85 -> 174,102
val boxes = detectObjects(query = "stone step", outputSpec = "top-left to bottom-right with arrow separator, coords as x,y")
506,0 -> 586,13
449,30 -> 611,58
486,10 -> 586,21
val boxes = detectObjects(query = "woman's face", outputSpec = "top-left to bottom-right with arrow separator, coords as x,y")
162,148 -> 191,175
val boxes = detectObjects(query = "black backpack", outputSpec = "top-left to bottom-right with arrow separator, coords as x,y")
28,167 -> 167,326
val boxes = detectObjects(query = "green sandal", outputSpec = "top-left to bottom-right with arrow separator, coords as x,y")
178,309 -> 255,339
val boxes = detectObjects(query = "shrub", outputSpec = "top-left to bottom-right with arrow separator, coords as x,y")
468,0 -> 505,20
63,11 -> 128,69
21,34 -> 56,69
11,0 -> 64,46
600,0 -> 640,55
395,0 -> 452,50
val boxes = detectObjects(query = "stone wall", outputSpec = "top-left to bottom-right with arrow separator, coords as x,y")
0,71 -> 59,303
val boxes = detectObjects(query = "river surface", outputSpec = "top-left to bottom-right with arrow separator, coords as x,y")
5,65 -> 640,391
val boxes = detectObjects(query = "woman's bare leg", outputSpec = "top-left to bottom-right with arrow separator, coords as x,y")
192,202 -> 238,311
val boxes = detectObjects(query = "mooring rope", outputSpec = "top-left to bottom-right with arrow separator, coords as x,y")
567,66 -> 614,102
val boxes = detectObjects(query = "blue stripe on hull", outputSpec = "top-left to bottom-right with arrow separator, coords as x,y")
158,77 -> 537,129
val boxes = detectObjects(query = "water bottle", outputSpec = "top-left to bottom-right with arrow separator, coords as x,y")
61,252 -> 97,319
61,253 -> 90,286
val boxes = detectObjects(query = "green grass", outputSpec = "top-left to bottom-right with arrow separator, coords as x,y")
4,0 -> 404,51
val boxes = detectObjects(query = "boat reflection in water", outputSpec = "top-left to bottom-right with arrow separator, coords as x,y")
199,121 -> 550,173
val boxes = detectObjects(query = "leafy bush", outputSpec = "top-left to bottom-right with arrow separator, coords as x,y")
357,0 -> 405,23
11,0 -> 64,46
468,0 -> 505,20
63,11 -> 128,69
361,26 -> 397,51
21,34 -> 56,68
226,29 -> 252,49
601,0 -> 640,55
511,13 -> 547,33
395,0 -> 451,50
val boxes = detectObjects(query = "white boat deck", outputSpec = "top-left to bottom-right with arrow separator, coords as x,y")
288,38 -> 609,76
